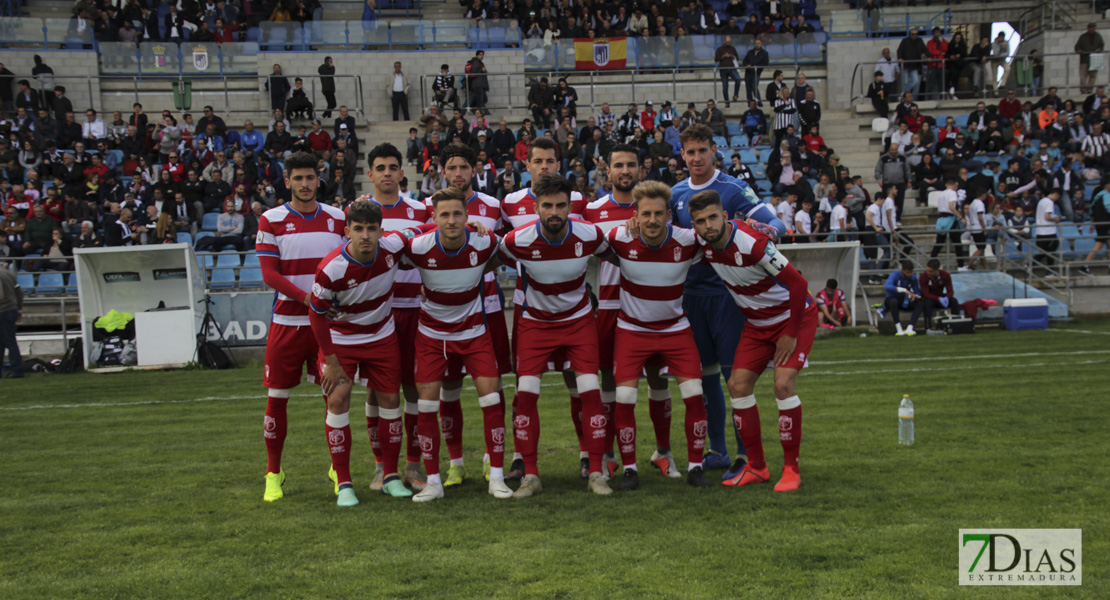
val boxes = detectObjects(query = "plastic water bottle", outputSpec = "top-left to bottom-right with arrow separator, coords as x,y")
898,395 -> 914,445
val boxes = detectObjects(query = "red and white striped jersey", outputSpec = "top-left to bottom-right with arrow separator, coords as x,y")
424,190 -> 504,313
256,203 -> 347,326
608,224 -> 702,333
371,196 -> 428,309
310,234 -> 405,346
502,187 -> 586,306
583,194 -> 638,312
403,229 -> 498,341
697,219 -> 794,328
499,219 -> 609,323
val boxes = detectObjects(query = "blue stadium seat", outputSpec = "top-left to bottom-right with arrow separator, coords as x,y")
17,273 -> 35,292
733,134 -> 750,147
217,252 -> 242,268
521,171 -> 532,186
955,114 -> 970,128
36,272 -> 65,294
201,213 -> 220,231
238,267 -> 265,288
243,252 -> 260,267
176,232 -> 192,245
199,252 -> 216,269
759,148 -> 773,163
66,273 -> 78,294
209,265 -> 237,289
740,149 -> 758,164
935,114 -> 950,127
713,136 -> 729,148
726,122 -> 743,137
751,165 -> 766,179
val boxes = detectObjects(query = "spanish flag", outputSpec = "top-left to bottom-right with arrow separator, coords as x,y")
574,37 -> 627,70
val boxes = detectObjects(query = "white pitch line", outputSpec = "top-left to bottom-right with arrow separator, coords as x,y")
1044,328 -> 1110,336
799,358 -> 1108,377
810,349 -> 1110,366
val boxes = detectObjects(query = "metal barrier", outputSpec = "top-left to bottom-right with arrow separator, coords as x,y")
849,51 -> 1110,106
0,16 -> 96,50
832,8 -> 953,39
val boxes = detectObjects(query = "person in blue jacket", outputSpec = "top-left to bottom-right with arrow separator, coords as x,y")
882,259 -> 924,336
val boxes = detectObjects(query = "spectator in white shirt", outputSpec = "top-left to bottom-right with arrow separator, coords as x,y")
1034,188 -> 1063,267
795,197 -> 815,243
82,108 -> 107,145
963,189 -> 988,271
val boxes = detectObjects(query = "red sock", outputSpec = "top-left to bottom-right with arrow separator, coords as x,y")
614,400 -> 637,468
648,392 -> 672,451
404,402 -> 420,463
325,412 -> 352,484
480,397 -> 505,469
602,394 -> 616,455
513,389 -> 540,476
379,408 -> 403,477
365,404 -> 382,463
264,395 -> 288,474
777,396 -> 802,469
579,389 -> 605,472
732,398 -> 765,469
417,409 -> 441,476
682,394 -> 707,465
570,394 -> 585,451
440,396 -> 464,461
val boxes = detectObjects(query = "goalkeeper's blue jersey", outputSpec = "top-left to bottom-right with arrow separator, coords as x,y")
670,170 -> 785,297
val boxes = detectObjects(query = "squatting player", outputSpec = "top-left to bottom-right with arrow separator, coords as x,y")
501,136 -> 589,478
602,181 -> 711,493
309,201 -> 415,506
670,124 -> 785,480
498,173 -> 610,498
426,143 -> 513,487
403,187 -> 512,502
257,152 -> 347,502
584,146 -> 681,481
687,190 -> 816,492
363,143 -> 428,490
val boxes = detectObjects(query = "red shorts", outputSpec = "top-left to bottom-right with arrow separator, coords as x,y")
263,323 -> 320,389
317,334 -> 401,393
732,306 -> 819,373
613,327 -> 702,383
596,309 -> 619,371
415,332 -> 500,384
515,313 -> 598,376
392,307 -> 420,386
447,310 -> 513,379
513,303 -> 571,372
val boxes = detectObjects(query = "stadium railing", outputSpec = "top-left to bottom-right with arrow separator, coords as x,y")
831,8 -> 954,39
849,52 -> 1110,106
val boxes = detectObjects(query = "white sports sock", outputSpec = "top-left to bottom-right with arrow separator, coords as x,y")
895,322 -> 904,334
449,458 -> 464,467
579,450 -> 589,459
489,467 -> 504,480
426,473 -> 441,486
513,452 -> 523,460
624,463 -> 638,471
688,462 -> 703,471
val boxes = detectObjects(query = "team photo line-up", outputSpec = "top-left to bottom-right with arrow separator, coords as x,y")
257,124 -> 814,506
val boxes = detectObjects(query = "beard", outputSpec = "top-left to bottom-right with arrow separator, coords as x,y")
542,216 -> 566,235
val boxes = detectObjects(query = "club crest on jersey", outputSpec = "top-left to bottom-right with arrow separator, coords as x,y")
479,203 -> 487,217
385,254 -> 394,268
469,251 -> 478,266
575,241 -> 583,257
734,251 -> 742,264
406,207 -> 414,219
327,219 -> 335,232
673,246 -> 682,262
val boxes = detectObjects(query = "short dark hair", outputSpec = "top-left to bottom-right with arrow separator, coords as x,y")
345,200 -> 383,226
367,143 -> 403,168
54,85 -> 65,94
926,259 -> 941,269
680,123 -> 715,147
284,151 -> 318,174
528,136 -> 559,161
440,142 -> 477,166
826,278 -> 838,289
531,172 -> 573,200
900,259 -> 914,271
606,143 -> 640,164
430,186 -> 467,209
689,190 -> 722,214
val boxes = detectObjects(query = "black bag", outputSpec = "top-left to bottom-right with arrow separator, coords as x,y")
58,338 -> 84,374
198,341 -> 231,369
942,316 -> 976,335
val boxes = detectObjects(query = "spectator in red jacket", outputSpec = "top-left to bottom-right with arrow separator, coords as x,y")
640,101 -> 657,133
937,116 -> 961,144
920,258 -> 959,327
903,105 -> 926,133
997,88 -> 1022,123
307,119 -> 333,155
925,28 -> 949,101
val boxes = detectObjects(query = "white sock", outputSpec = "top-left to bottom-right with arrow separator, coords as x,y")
449,458 -> 464,467
513,452 -> 523,461
579,450 -> 589,459
426,473 -> 441,486
688,462 -> 703,471
624,463 -> 638,471
895,322 -> 904,334
483,453 -> 490,462
489,467 -> 504,480
906,324 -> 915,332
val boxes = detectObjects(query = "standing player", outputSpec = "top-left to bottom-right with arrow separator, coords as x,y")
364,142 -> 428,491
583,146 -> 679,480
309,201 -> 414,506
257,152 -> 346,502
603,181 -> 711,493
425,143 -> 513,487
669,124 -> 785,481
501,136 -> 590,478
498,173 -> 610,498
687,190 -> 816,492
403,186 -> 512,502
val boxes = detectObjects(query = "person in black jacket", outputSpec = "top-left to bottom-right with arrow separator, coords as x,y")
743,39 -> 770,104
868,72 -> 890,119
266,64 -> 291,113
897,29 -> 928,97
318,57 -> 337,119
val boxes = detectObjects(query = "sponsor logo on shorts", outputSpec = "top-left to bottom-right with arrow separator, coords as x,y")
618,427 -> 635,444
797,352 -> 806,363
328,429 -> 346,447
693,420 -> 707,438
491,427 -> 505,444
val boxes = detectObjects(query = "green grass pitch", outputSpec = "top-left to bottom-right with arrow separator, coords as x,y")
2,321 -> 1108,599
